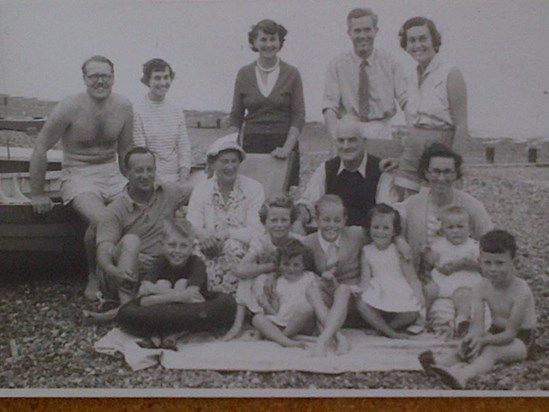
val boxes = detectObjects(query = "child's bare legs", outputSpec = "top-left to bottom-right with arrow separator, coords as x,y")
423,281 -> 439,312
452,287 -> 473,336
309,285 -> 351,356
389,311 -> 418,330
432,340 -> 527,389
252,314 -> 307,348
221,303 -> 246,341
355,299 -> 412,339
283,306 -> 315,338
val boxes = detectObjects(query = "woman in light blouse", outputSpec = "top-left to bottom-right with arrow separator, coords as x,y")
393,17 -> 469,201
228,19 -> 305,187
186,135 -> 265,294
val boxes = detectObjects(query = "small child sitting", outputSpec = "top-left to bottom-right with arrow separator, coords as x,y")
222,195 -> 303,341
251,238 -> 317,348
419,230 -> 537,389
356,204 -> 425,339
116,218 -> 236,349
424,206 -> 482,337
305,196 -> 415,356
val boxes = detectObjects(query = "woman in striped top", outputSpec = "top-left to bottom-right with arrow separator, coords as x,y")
133,59 -> 191,184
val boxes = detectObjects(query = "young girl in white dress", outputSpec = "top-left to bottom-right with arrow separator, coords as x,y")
356,204 -> 425,339
251,238 -> 317,348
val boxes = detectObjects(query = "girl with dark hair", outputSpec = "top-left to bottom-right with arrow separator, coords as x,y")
133,58 -> 191,184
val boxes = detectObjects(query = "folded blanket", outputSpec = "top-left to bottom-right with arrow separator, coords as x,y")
95,328 -> 458,372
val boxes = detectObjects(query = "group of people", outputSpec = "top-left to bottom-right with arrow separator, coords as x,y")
28,8 -> 537,390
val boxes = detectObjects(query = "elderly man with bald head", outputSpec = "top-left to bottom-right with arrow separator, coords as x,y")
296,121 -> 382,228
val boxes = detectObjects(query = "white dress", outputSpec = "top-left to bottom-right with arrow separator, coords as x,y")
266,271 -> 317,327
361,244 -> 420,313
430,237 -> 481,297
236,232 -> 304,314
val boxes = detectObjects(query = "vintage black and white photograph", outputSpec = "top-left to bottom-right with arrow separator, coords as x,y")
0,0 -> 547,396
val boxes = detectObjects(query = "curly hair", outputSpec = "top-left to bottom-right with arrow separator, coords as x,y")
417,143 -> 463,181
399,16 -> 442,52
259,194 -> 298,225
364,203 -> 402,238
248,19 -> 288,52
140,58 -> 175,86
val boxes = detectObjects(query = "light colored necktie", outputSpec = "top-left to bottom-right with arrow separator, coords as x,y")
326,242 -> 339,270
358,59 -> 369,120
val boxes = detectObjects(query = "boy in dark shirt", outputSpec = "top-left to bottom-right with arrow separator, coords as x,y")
116,218 -> 236,349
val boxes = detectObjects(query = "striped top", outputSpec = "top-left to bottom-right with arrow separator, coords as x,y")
133,95 -> 191,183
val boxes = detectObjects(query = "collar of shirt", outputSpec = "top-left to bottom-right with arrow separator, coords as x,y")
417,51 -> 443,81
336,151 -> 368,177
351,48 -> 376,68
317,231 -> 341,254
123,179 -> 164,212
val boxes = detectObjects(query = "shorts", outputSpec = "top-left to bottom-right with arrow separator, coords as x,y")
61,162 -> 127,205
489,325 -> 535,358
395,127 -> 454,191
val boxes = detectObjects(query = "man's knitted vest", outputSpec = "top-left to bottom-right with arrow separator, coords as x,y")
324,155 -> 381,226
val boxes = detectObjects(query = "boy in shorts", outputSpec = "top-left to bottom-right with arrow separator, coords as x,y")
419,230 -> 537,389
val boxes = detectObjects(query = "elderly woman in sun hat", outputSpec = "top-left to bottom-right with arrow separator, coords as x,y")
227,19 -> 305,188
186,134 -> 265,294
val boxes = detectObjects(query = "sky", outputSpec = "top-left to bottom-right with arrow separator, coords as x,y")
0,0 -> 548,139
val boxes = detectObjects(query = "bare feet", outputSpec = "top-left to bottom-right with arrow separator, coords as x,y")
285,340 -> 308,349
84,275 -> 101,301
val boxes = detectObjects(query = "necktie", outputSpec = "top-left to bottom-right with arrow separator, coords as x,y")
358,59 -> 369,120
326,242 -> 339,270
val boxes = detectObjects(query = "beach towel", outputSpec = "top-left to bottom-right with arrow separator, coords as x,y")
94,327 -> 458,372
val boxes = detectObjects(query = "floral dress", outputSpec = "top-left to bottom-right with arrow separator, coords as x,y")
186,175 -> 265,295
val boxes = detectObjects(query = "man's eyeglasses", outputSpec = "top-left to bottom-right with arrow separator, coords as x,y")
427,168 -> 457,177
86,73 -> 113,83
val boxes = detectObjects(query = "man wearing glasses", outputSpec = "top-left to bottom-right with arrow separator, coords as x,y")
30,55 -> 133,301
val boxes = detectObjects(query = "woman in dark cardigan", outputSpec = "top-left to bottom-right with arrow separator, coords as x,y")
228,19 -> 305,187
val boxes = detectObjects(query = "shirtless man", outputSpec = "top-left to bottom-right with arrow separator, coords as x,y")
30,55 -> 133,301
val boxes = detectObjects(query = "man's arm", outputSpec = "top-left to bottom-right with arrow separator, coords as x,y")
295,163 -> 327,226
322,58 -> 342,142
177,111 -> 192,181
447,67 -> 468,153
29,102 -> 70,213
117,102 -> 134,176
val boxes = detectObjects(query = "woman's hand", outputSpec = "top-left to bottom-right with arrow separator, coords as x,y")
380,157 -> 399,173
201,235 -> 222,258
271,146 -> 291,159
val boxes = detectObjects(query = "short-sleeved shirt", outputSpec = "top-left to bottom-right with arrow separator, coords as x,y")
96,181 -> 192,257
322,49 -> 409,121
143,254 -> 208,295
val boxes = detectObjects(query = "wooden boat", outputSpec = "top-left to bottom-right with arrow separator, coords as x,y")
0,148 -> 293,265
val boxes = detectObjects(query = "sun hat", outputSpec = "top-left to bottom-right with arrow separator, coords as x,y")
206,133 -> 246,161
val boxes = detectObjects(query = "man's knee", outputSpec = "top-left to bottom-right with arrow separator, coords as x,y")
119,234 -> 141,253
71,193 -> 109,225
